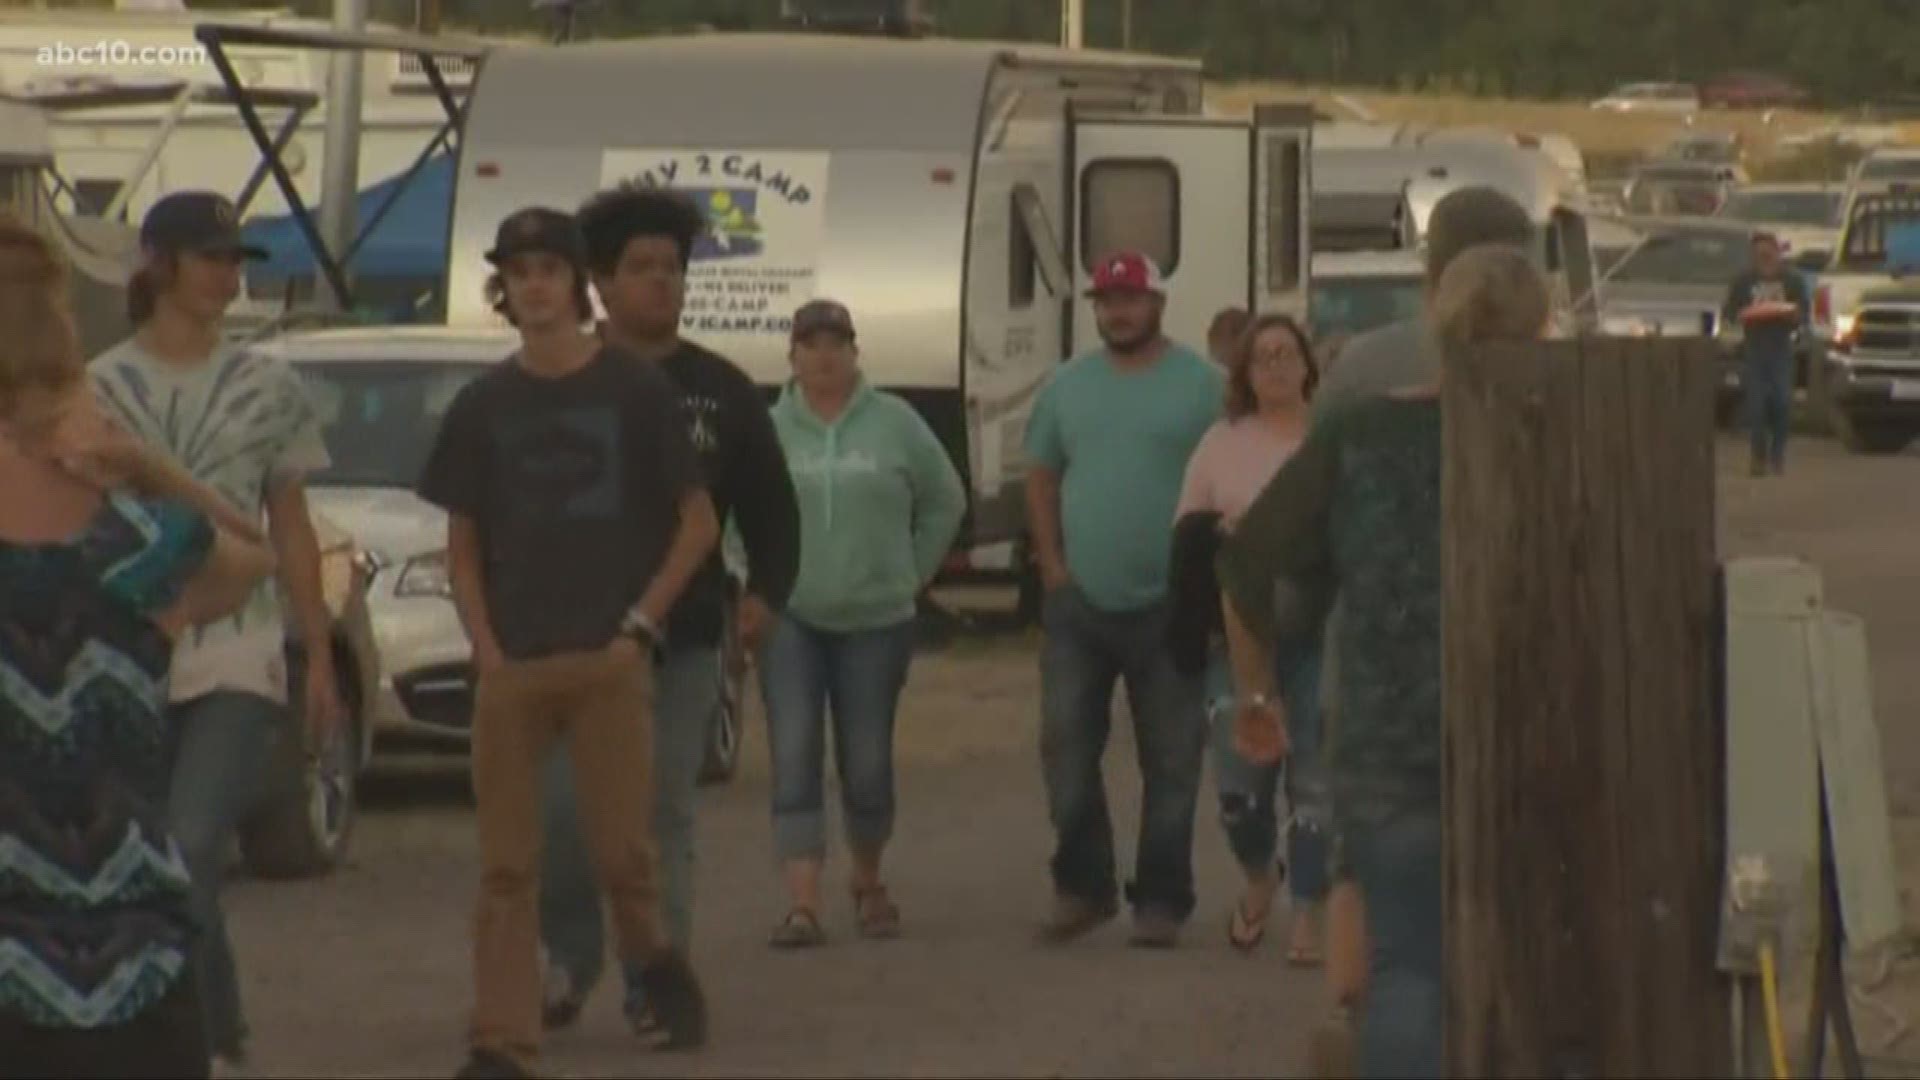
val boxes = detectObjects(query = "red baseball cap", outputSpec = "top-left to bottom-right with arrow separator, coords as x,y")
1086,250 -> 1166,297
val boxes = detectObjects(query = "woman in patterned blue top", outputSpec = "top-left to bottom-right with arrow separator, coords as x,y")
0,215 -> 277,1079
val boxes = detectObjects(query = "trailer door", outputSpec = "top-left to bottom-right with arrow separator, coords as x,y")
1069,115 -> 1250,357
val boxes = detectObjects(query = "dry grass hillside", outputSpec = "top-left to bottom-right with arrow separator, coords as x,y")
1211,81 -> 1920,177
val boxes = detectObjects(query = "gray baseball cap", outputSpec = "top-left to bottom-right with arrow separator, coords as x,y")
791,298 -> 855,341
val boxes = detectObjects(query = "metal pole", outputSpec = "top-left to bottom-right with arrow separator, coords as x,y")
103,83 -> 195,222
1061,0 -> 1083,49
1122,0 -> 1132,50
318,0 -> 366,311
235,101 -> 314,215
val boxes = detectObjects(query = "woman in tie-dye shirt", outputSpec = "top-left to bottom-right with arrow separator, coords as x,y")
0,213 -> 275,1078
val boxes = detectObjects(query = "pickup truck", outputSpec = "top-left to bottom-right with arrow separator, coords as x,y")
1810,184 -> 1920,351
1824,283 -> 1920,454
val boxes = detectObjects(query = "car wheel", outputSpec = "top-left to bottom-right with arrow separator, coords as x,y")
240,645 -> 361,879
698,591 -> 746,786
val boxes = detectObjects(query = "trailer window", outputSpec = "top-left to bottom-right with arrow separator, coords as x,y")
1080,158 -> 1180,275
1264,136 -> 1305,293
1011,190 -> 1037,308
1013,184 -> 1071,301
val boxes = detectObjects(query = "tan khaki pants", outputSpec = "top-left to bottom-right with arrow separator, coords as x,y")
467,648 -> 662,1067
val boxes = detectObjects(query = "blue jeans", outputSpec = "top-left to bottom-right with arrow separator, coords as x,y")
1040,584 -> 1206,919
538,647 -> 717,998
1343,806 -> 1444,1079
1743,348 -> 1794,468
759,615 -> 917,861
166,691 -> 282,1061
1204,641 -> 1329,903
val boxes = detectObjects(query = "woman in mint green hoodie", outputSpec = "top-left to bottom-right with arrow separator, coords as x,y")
760,299 -> 966,948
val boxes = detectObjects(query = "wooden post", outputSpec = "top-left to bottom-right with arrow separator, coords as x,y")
1441,337 -> 1732,1077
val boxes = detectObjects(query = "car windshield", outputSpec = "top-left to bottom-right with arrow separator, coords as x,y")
298,360 -> 493,488
1608,228 -> 1753,286
1626,179 -> 1728,215
1718,190 -> 1843,227
1859,157 -> 1920,181
1310,273 -> 1427,341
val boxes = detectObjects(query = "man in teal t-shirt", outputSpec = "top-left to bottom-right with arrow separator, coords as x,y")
1024,250 -> 1222,947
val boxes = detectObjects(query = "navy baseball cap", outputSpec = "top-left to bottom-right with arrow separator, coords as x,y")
485,207 -> 588,268
139,191 -> 266,260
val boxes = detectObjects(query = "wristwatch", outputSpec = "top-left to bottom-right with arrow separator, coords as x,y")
618,606 -> 664,661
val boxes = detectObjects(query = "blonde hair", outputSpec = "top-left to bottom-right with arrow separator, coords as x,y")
1430,244 -> 1552,345
0,212 -> 83,422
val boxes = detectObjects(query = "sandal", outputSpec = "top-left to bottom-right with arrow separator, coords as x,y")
852,883 -> 902,940
1228,895 -> 1271,954
769,907 -> 826,949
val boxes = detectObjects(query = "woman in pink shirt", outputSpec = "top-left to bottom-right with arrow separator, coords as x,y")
1172,313 -> 1326,962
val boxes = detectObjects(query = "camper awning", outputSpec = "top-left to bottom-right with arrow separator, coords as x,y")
243,153 -> 452,281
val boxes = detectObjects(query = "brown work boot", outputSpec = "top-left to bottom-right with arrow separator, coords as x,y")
1038,893 -> 1117,944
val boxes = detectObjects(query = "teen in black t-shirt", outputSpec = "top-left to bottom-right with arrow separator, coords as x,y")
419,207 -> 713,1079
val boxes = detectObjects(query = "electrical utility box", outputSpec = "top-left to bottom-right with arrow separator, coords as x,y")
1719,556 -> 1902,969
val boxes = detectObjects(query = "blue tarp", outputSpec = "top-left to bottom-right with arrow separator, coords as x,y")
243,153 -> 453,281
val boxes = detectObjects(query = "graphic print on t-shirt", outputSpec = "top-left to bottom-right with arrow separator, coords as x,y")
681,392 -> 723,454
495,406 -> 622,519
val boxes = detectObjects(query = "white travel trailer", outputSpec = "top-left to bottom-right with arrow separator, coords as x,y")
1320,139 -> 1605,330
194,27 -> 1317,581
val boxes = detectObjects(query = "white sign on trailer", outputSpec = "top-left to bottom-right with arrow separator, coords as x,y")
600,148 -> 830,347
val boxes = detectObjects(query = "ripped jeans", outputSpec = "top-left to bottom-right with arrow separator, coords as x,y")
1204,639 -> 1328,903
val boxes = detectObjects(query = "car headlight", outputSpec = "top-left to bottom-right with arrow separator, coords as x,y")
1833,310 -> 1858,341
394,550 -> 452,599
1601,314 -> 1656,337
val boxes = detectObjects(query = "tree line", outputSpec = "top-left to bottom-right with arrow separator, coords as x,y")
189,0 -> 1919,107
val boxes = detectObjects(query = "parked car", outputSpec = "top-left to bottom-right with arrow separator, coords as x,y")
1714,183 -> 1845,269
241,511 -> 381,880
1825,283 -> 1920,454
1624,161 -> 1744,216
1700,71 -> 1810,111
1308,249 -> 1426,367
1810,183 -> 1920,353
262,325 -> 749,785
1660,131 -> 1744,167
1591,82 -> 1700,115
1595,216 -> 1802,422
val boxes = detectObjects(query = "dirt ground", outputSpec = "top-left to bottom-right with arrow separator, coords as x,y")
223,432 -> 1920,1078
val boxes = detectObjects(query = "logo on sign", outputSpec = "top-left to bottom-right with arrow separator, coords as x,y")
685,188 -> 764,261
